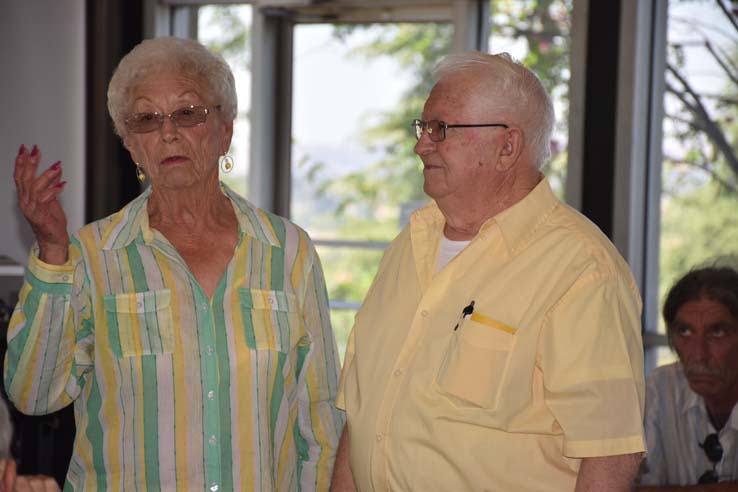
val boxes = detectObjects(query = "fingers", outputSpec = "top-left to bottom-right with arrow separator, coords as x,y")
13,144 -> 65,210
14,145 -> 42,191
30,162 -> 63,198
37,181 -> 66,204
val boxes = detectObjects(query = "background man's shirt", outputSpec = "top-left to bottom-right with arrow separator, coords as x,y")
640,362 -> 738,485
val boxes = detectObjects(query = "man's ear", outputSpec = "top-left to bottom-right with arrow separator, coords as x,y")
495,128 -> 524,172
0,458 -> 17,492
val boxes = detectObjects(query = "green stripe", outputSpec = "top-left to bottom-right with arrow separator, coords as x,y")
103,297 -> 123,358
294,342 -> 311,482
213,277 -> 233,491
127,244 -> 161,488
141,357 -> 161,488
239,290 -> 257,349
25,268 -> 73,295
5,288 -> 41,389
85,375 -> 107,492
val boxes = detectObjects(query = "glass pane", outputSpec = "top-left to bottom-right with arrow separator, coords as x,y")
291,23 -> 452,357
656,0 -> 738,365
488,0 -> 572,197
198,5 -> 252,197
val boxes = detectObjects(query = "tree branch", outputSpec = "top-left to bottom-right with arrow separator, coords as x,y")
704,40 -> 738,87
663,153 -> 738,194
666,64 -> 738,178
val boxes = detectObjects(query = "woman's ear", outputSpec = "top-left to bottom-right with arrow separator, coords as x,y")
495,127 -> 524,172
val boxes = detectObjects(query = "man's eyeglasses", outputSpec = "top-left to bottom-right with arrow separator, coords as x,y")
698,433 -> 723,484
125,105 -> 220,134
412,119 -> 508,143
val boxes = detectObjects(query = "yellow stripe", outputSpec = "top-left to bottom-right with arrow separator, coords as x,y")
470,312 -> 517,334
291,234 -> 308,291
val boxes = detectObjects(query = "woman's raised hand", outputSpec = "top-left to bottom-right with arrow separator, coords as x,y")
14,145 -> 70,265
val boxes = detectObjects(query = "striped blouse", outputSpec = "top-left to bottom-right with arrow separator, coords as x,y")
4,184 -> 344,491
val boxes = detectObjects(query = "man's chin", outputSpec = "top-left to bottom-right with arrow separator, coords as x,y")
686,376 -> 722,397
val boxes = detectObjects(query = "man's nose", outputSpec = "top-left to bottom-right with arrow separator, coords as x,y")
414,131 -> 435,155
687,335 -> 710,363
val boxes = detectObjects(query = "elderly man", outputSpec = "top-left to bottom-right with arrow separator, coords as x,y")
637,267 -> 738,491
330,52 -> 646,491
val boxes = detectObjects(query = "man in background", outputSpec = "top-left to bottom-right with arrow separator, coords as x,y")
638,266 -> 738,491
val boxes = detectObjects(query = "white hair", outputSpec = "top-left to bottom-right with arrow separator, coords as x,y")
0,399 -> 12,460
107,37 -> 237,136
433,51 -> 555,169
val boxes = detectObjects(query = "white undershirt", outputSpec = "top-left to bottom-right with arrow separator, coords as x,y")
436,236 -> 471,272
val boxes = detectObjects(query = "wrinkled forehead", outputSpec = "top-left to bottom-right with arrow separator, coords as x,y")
424,73 -> 501,121
129,70 -> 212,109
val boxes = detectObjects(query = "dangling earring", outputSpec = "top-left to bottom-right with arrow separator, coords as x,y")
219,153 -> 234,173
135,165 -> 146,183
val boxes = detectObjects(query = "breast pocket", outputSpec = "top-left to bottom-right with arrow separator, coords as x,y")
104,289 -> 174,358
238,288 -> 302,353
436,312 -> 517,409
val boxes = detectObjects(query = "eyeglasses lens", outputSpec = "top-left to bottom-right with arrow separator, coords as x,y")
172,106 -> 207,127
412,119 -> 445,142
126,106 -> 208,133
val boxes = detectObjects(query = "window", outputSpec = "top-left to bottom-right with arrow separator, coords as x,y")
198,5 -> 252,197
291,23 -> 453,355
653,0 -> 738,365
488,0 -> 572,198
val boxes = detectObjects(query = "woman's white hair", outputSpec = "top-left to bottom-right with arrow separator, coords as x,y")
107,37 -> 237,136
0,399 -> 13,460
433,51 -> 555,169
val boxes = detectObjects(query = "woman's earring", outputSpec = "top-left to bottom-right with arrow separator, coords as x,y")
219,153 -> 234,173
135,165 -> 146,183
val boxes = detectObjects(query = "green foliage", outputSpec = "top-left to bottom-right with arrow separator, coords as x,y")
660,176 -> 738,300
198,6 -> 251,69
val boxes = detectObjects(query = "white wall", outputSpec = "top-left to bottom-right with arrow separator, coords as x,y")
0,1 -> 86,265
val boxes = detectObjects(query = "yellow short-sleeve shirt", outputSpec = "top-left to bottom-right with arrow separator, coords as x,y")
337,178 -> 646,492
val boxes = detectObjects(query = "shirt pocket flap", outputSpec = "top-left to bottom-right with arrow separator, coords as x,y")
238,288 -> 301,352
104,289 -> 173,357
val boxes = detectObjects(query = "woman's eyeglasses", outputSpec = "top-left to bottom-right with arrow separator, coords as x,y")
125,105 -> 221,134
411,119 -> 508,143
698,433 -> 723,484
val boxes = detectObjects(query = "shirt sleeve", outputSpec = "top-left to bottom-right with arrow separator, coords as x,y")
3,239 -> 94,415
334,327 -> 355,411
295,242 -> 345,491
540,272 -> 646,458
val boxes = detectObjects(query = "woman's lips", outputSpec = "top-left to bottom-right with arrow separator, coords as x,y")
161,155 -> 187,165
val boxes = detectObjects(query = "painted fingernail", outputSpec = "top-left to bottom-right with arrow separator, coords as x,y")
18,144 -> 26,155
51,161 -> 62,171
55,181 -> 67,189
31,145 -> 39,156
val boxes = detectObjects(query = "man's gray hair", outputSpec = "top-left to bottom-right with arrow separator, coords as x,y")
0,399 -> 13,460
433,52 -> 555,169
107,36 -> 238,136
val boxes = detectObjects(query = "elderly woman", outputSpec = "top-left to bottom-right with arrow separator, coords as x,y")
6,37 -> 343,491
